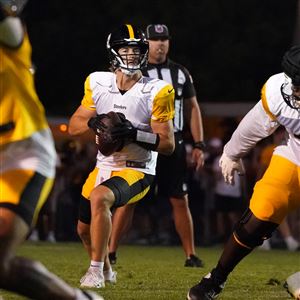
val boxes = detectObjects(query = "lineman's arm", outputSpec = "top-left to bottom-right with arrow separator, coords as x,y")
68,105 -> 96,136
220,100 -> 279,185
0,4 -> 24,47
224,100 -> 279,160
151,119 -> 175,156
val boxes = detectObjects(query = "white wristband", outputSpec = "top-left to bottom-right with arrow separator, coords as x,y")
136,130 -> 157,145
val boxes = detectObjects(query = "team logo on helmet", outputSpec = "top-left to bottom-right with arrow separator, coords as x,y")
154,25 -> 165,34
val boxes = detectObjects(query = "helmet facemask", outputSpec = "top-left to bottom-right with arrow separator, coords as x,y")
109,41 -> 148,76
281,74 -> 300,111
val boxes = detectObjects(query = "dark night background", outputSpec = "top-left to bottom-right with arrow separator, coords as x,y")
23,0 -> 298,117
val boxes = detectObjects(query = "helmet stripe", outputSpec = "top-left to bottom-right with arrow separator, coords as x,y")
126,24 -> 135,39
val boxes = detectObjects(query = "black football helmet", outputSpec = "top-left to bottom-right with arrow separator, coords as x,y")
107,24 -> 149,75
281,45 -> 300,110
0,0 -> 28,15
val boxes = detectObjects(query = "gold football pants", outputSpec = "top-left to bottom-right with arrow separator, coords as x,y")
250,155 -> 300,224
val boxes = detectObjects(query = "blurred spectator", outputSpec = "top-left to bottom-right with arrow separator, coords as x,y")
29,139 -> 96,242
211,138 -> 246,244
185,143 -> 207,245
55,140 -> 96,241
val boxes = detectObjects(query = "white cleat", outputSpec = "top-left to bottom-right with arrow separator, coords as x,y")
258,239 -> 271,251
285,236 -> 300,251
284,272 -> 300,299
104,270 -> 117,284
80,268 -> 105,288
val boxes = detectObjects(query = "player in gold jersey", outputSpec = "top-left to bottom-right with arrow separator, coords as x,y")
187,45 -> 300,300
69,24 -> 175,288
0,1 -> 103,299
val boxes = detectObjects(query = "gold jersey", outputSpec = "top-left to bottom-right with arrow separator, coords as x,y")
0,32 -> 48,146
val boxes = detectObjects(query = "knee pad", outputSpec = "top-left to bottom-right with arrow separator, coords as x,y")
233,209 -> 279,249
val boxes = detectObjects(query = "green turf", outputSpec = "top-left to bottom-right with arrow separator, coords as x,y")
0,242 -> 299,299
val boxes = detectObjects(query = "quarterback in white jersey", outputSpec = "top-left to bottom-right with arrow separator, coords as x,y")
81,71 -> 174,174
68,24 -> 175,289
188,46 -> 300,300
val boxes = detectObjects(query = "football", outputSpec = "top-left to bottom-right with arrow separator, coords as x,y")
95,111 -> 124,156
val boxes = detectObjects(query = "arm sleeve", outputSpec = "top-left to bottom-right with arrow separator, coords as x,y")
151,84 -> 175,122
224,101 -> 279,160
81,75 -> 96,111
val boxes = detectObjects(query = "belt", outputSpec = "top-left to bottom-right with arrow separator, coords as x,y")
126,161 -> 146,168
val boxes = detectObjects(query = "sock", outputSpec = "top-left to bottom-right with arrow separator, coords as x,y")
211,234 -> 253,284
90,260 -> 104,271
211,263 -> 229,284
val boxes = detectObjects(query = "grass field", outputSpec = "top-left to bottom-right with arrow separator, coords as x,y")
0,241 -> 298,299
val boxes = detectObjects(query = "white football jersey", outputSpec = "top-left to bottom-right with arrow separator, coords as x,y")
261,73 -> 300,166
224,73 -> 300,166
81,71 -> 175,174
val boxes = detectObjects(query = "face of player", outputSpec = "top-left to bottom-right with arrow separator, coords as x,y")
148,39 -> 169,64
118,46 -> 141,69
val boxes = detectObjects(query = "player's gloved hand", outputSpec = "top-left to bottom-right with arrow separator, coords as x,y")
219,152 -> 245,185
110,113 -> 159,151
87,114 -> 107,134
110,118 -> 137,142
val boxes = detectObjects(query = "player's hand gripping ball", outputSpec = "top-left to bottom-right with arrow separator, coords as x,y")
88,111 -> 126,156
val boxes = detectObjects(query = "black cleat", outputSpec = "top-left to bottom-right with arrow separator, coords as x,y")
184,255 -> 204,268
108,252 -> 117,265
187,273 -> 225,300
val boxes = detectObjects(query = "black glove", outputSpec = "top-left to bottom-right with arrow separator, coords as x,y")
110,119 -> 137,142
87,114 -> 107,133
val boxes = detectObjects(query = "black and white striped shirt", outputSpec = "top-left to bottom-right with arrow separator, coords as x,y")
142,58 -> 196,132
